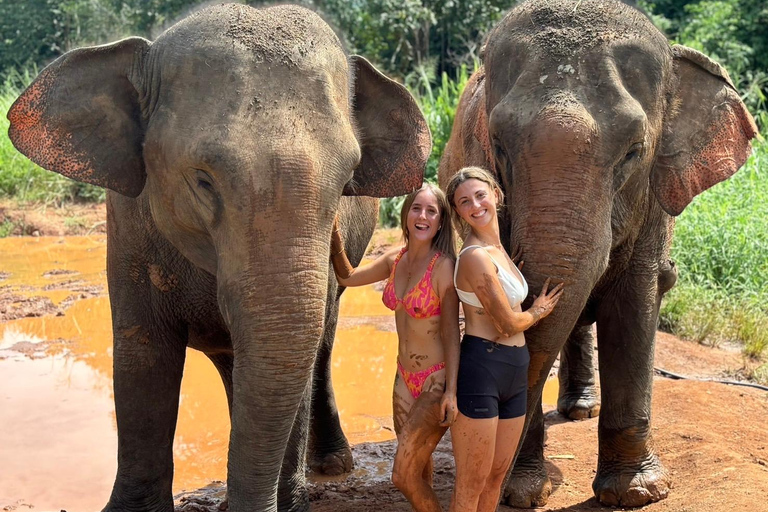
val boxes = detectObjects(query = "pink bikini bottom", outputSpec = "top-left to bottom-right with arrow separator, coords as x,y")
397,360 -> 446,399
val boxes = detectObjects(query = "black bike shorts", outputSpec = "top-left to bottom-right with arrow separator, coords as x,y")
456,334 -> 529,419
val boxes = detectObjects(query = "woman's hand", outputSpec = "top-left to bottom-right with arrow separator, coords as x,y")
528,278 -> 564,323
439,391 -> 458,427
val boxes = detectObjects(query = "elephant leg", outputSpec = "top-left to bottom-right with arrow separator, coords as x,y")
308,287 -> 353,475
207,353 -> 234,510
277,378 -> 312,512
209,353 -> 235,414
557,323 -> 601,420
502,401 -> 552,508
592,272 -> 670,507
104,315 -> 187,512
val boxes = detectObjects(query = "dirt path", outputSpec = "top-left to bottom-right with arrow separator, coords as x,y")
175,333 -> 768,512
0,200 -> 106,237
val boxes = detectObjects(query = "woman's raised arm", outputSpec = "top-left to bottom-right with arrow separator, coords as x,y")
458,248 -> 563,337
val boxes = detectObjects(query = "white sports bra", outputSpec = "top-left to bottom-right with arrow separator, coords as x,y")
453,245 -> 529,309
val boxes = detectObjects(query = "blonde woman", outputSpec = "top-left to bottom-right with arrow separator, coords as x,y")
445,167 -> 563,512
331,183 -> 460,512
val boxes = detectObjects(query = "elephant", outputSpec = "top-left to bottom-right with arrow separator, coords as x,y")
438,0 -> 757,507
7,4 -> 430,512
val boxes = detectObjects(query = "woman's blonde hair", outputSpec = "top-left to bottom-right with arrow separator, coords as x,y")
444,166 -> 504,237
400,183 -> 456,259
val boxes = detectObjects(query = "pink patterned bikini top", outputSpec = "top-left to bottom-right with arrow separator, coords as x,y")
382,248 -> 442,319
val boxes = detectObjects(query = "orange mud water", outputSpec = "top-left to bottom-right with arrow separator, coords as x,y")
0,237 -> 557,511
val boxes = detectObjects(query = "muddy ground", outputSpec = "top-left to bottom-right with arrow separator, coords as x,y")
2,202 -> 767,512
0,200 -> 107,237
175,333 -> 768,512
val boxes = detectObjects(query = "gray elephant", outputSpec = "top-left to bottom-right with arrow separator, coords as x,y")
7,4 -> 429,512
439,0 -> 757,507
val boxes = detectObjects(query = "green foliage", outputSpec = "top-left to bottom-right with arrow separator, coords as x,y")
641,0 -> 768,128
678,1 -> 752,76
0,0 -> 61,74
670,139 -> 768,298
732,306 -> 768,359
659,283 -> 726,346
406,62 -> 472,182
378,195 -> 406,229
318,0 -> 508,78
0,218 -> 16,237
0,0 -> 207,79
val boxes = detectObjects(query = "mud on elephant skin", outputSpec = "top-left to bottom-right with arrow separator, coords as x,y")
7,4 -> 430,512
439,0 -> 757,508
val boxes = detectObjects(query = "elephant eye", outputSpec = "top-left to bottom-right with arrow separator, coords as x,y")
623,142 -> 644,163
195,169 -> 216,194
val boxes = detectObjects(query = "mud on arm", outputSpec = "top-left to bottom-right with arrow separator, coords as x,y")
462,250 -> 562,337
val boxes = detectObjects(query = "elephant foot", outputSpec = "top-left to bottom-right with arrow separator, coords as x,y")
557,386 -> 601,420
502,462 -> 552,508
278,486 -> 310,512
174,496 -> 228,512
104,504 -> 172,512
308,445 -> 353,476
174,486 -> 228,512
592,456 -> 670,507
103,495 -> 174,512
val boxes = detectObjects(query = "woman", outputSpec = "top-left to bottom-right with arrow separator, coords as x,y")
331,183 -> 461,512
444,167 -> 563,512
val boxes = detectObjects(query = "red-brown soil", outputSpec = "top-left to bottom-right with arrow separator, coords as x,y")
0,200 -> 106,237
174,333 -> 768,512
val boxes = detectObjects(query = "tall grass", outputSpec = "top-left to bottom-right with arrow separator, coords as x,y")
670,141 -> 768,298
0,69 -> 105,205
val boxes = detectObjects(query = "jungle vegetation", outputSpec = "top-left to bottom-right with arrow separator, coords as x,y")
0,0 -> 766,371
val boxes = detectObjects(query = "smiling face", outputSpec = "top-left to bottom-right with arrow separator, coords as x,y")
404,189 -> 442,244
452,178 -> 499,231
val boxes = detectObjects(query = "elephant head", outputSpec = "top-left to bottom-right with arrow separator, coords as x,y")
8,4 -> 429,510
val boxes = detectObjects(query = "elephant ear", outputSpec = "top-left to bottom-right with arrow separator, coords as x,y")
7,37 -> 149,198
650,45 -> 758,216
344,56 -> 430,197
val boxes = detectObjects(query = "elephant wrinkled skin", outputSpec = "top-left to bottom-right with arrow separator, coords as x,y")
439,0 -> 757,508
7,4 -> 430,512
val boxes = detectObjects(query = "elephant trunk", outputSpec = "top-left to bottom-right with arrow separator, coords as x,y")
508,157 -> 613,394
217,231 -> 331,510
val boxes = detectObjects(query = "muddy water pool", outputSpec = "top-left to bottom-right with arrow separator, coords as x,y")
0,236 -> 556,511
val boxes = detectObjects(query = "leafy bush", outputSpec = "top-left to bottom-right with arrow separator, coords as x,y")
319,0 -> 506,78
641,0 -> 768,130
